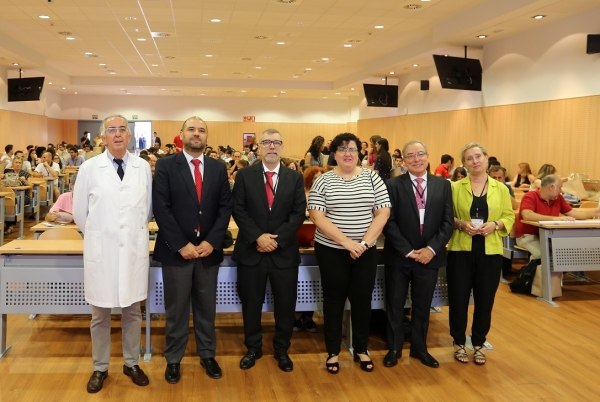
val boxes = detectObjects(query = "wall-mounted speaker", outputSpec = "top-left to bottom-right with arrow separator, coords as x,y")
420,80 -> 429,91
587,34 -> 600,54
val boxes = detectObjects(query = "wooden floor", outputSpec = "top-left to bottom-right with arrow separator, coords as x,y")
2,220 -> 600,401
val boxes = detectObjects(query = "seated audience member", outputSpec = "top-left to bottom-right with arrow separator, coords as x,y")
13,150 -> 32,173
65,145 -> 85,168
358,141 -> 369,163
374,138 -> 392,181
516,175 -> 599,267
391,154 -> 408,176
45,173 -> 77,223
33,151 -> 60,201
164,144 -> 176,156
530,163 -> 568,190
510,162 -> 535,189
208,150 -> 219,160
3,157 -> 31,234
83,144 -> 94,159
282,158 -> 298,171
434,154 -> 454,178
53,154 -> 64,173
488,166 -> 519,210
153,143 -> 164,155
304,135 -> 326,167
229,151 -> 242,174
451,166 -> 467,181
148,154 -> 157,176
232,160 -> 249,181
243,145 -> 255,163
139,154 -> 150,162
28,148 -> 38,169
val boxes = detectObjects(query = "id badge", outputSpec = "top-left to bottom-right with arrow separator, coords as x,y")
471,218 -> 484,228
419,209 -> 425,225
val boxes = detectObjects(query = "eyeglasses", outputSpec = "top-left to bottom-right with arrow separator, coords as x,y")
465,154 -> 484,163
260,140 -> 283,147
404,151 -> 427,160
106,127 -> 128,134
336,147 -> 358,154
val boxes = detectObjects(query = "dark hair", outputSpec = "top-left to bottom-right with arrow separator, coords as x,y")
330,133 -> 361,154
4,144 -> 13,153
139,154 -> 150,161
393,149 -> 402,157
36,146 -> 46,158
376,138 -> 392,171
451,167 -> 468,181
441,154 -> 453,164
307,136 -> 325,161
488,165 -> 506,178
67,145 -> 78,153
53,154 -> 63,170
28,149 -> 36,164
26,145 -> 34,151
237,160 -> 249,168
14,150 -> 23,156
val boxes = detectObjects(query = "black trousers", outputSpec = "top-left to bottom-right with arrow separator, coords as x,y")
237,255 -> 298,354
447,247 -> 503,347
385,264 -> 438,353
315,243 -> 377,355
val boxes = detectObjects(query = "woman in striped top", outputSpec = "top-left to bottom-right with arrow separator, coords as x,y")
308,132 -> 391,374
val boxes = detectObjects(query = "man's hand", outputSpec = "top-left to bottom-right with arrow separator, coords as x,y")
414,247 -> 434,265
195,240 -> 214,258
256,233 -> 278,252
179,242 -> 200,259
408,249 -> 421,260
556,216 -> 576,221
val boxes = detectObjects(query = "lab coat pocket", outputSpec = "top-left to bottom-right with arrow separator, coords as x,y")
83,230 -> 103,263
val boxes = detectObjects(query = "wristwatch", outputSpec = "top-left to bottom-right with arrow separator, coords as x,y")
360,240 -> 370,248
494,221 -> 500,231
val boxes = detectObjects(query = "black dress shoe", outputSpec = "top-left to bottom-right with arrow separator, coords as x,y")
165,363 -> 181,384
123,364 -> 150,386
86,370 -> 108,393
383,350 -> 402,367
240,350 -> 263,370
201,357 -> 223,379
274,352 -> 294,372
409,351 -> 439,368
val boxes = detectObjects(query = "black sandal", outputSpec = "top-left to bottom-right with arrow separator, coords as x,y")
473,346 -> 486,365
453,342 -> 469,364
326,353 -> 339,374
353,351 -> 374,372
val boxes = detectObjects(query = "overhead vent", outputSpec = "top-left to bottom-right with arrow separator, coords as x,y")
164,56 -> 176,59
253,35 -> 273,40
403,4 -> 422,10
151,32 -> 173,38
57,31 -> 72,35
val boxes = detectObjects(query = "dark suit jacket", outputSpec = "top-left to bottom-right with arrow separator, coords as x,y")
383,173 -> 453,270
232,162 -> 306,268
152,152 -> 233,267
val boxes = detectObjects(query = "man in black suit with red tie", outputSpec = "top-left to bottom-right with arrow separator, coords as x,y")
152,116 -> 233,383
232,128 -> 306,372
382,140 -> 454,369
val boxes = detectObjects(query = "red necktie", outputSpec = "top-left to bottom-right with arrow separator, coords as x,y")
265,171 -> 275,208
415,177 -> 425,235
191,159 -> 203,203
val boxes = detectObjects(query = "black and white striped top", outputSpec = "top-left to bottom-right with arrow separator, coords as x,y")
308,168 -> 391,249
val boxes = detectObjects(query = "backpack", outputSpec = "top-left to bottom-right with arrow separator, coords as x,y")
509,258 -> 541,294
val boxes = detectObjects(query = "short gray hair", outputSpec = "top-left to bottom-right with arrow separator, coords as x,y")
460,142 -> 488,163
260,128 -> 282,141
402,140 -> 428,157
100,114 -> 131,136
540,174 -> 559,188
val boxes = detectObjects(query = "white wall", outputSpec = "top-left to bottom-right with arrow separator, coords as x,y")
483,8 -> 600,106
396,64 -> 483,115
57,94 -> 351,123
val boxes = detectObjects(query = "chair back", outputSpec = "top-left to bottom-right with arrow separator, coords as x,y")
0,187 -> 16,216
38,228 -> 83,240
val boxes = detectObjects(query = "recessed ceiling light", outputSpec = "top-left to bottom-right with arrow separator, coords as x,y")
323,96 -> 327,98
381,78 -> 386,81
255,66 -> 262,69
13,63 -> 19,66
335,92 -> 341,95
241,90 -> 246,92
344,44 -> 352,47
444,54 -> 448,57
119,88 -> 125,90
74,92 -> 78,94
533,15 -> 546,19
293,75 -> 298,78
277,42 -> 285,45
374,25 -> 384,29
48,82 -> 52,85
137,38 -> 146,41
305,68 -> 312,71
477,35 -> 487,38
390,71 -> 395,74
125,17 -> 137,21
161,88 -> 166,91
62,87 -> 66,90
421,0 -> 432,2
110,72 -> 116,74
145,53 -> 153,56
205,54 -> 212,57
66,37 -> 75,40
351,87 -> 354,90
280,91 -> 286,94
412,64 -> 419,67
151,64 -> 158,66
211,18 -> 221,22
84,52 -> 93,55
321,57 -> 329,61
202,73 -> 208,76
39,15 -> 50,19
273,95 -> 278,97
99,63 -> 106,66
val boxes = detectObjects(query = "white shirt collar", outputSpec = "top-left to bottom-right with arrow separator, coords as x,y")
262,162 -> 281,174
409,172 -> 427,182
182,150 -> 205,165
106,149 -> 129,164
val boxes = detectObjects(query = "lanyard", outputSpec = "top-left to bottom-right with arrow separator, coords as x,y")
263,169 -> 278,196
472,178 -> 488,218
411,178 -> 427,208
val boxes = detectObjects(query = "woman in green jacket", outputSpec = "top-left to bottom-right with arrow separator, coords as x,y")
447,142 -> 515,366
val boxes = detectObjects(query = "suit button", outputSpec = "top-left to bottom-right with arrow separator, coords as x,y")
194,229 -> 198,233
199,211 -> 202,215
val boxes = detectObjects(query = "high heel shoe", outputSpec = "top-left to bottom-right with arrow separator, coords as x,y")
326,353 -> 339,374
353,351 -> 374,372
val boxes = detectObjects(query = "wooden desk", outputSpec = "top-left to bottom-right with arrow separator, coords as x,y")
521,220 -> 600,307
30,223 -> 80,239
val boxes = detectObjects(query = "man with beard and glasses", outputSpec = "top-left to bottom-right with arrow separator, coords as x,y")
152,116 -> 233,383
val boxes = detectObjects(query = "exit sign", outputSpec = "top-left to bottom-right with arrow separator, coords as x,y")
92,115 -> 98,119
132,115 -> 138,120
243,116 -> 255,122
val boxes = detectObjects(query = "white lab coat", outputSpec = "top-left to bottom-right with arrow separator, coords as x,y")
73,151 -> 153,308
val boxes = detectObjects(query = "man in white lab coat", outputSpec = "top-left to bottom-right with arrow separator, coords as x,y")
73,114 -> 153,394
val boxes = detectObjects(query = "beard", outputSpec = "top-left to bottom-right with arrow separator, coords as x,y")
184,138 -> 205,153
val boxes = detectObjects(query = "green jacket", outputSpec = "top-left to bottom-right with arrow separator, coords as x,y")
448,176 -> 515,255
